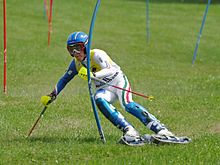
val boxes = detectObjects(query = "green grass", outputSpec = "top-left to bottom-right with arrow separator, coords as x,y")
0,0 -> 220,164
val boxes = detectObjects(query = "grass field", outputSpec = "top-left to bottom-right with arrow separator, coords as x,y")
0,0 -> 220,164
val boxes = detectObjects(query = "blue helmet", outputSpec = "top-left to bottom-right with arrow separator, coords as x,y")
67,31 -> 88,48
66,31 -> 88,57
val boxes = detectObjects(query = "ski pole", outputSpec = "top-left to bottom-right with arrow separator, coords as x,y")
27,106 -> 47,137
91,76 -> 154,101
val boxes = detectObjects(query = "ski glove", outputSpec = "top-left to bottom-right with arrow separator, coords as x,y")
78,67 -> 94,80
41,90 -> 56,107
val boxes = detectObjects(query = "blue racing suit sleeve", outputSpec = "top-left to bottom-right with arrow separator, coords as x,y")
54,60 -> 78,95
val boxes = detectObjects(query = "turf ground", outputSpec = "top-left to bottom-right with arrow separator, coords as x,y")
0,0 -> 220,164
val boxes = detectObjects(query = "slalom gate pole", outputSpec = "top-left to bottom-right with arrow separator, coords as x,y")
146,0 -> 150,42
44,0 -> 49,19
3,0 -> 7,94
48,0 -> 53,46
86,0 -> 106,143
192,0 -> 211,65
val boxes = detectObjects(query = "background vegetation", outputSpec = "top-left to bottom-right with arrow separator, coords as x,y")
0,0 -> 219,164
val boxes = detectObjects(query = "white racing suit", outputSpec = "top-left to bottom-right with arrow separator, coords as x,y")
53,49 -> 169,138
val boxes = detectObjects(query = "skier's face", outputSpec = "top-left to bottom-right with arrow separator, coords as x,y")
74,50 -> 86,62
67,43 -> 86,61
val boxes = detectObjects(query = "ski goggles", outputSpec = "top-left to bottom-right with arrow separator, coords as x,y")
67,43 -> 84,57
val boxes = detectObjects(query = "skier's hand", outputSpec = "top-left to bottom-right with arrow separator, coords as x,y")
78,67 -> 94,80
41,91 -> 56,107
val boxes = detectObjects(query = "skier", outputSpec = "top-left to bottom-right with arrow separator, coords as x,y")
41,31 -> 175,145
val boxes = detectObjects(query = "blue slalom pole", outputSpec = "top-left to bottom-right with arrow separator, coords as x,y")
86,0 -> 106,143
192,0 -> 211,65
146,0 -> 150,42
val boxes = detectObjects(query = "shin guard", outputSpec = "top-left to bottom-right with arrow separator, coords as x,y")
125,102 -> 166,133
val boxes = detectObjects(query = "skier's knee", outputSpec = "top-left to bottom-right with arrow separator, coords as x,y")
95,98 -> 130,130
94,89 -> 105,100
